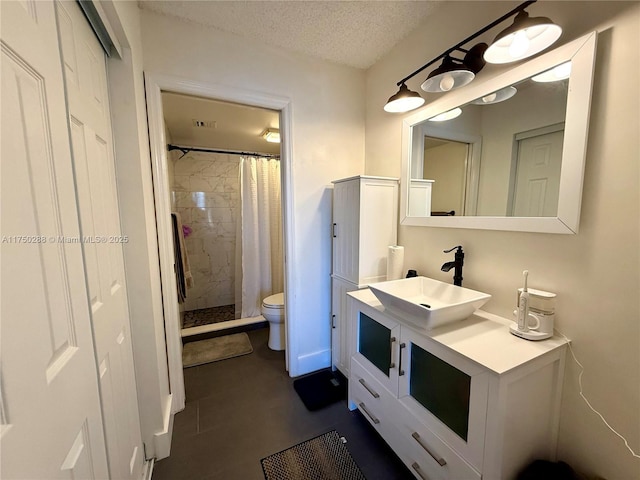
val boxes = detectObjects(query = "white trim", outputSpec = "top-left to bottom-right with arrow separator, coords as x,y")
84,0 -> 122,58
143,73 -> 298,393
181,316 -> 265,338
141,459 -> 154,480
296,348 -> 332,374
152,393 -> 174,460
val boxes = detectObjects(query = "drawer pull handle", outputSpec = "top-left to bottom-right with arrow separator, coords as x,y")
389,337 -> 396,369
358,378 -> 380,398
359,402 -> 380,424
411,462 -> 428,480
412,432 -> 447,466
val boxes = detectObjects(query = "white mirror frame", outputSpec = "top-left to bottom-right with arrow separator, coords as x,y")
400,31 -> 597,234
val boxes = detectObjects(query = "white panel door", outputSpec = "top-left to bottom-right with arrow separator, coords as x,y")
55,2 -> 144,479
0,1 -> 109,478
512,130 -> 564,217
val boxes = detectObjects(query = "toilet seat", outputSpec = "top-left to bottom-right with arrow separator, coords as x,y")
262,293 -> 284,309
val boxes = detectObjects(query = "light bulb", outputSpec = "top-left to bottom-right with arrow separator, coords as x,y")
482,93 -> 497,103
439,75 -> 455,92
509,30 -> 530,59
429,108 -> 462,122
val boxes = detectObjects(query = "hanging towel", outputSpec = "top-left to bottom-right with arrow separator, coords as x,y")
171,212 -> 193,303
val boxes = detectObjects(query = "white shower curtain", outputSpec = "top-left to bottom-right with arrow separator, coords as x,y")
239,157 -> 283,318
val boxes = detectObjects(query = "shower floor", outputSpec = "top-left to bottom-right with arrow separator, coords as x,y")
182,304 -> 236,329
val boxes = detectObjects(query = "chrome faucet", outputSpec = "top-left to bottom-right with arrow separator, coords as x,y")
442,246 -> 464,286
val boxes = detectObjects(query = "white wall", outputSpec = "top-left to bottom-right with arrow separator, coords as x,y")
365,2 -> 639,478
140,10 -> 366,376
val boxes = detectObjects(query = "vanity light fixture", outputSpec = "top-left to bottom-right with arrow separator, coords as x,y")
532,61 -> 571,82
262,128 -> 280,143
384,0 -> 561,113
471,86 -> 518,105
483,10 -> 562,64
384,83 -> 426,113
428,108 -> 462,122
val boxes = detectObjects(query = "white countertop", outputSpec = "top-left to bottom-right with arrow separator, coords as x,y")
348,288 -> 568,375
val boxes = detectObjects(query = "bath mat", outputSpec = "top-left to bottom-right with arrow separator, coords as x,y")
293,369 -> 346,411
261,430 -> 365,480
182,333 -> 252,368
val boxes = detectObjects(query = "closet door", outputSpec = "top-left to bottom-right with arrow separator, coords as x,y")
1,1 -> 109,477
55,2 -> 145,479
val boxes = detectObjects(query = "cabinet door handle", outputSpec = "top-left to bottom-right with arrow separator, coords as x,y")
411,432 -> 447,466
332,314 -> 336,329
332,223 -> 337,238
358,378 -> 380,399
389,336 -> 396,369
411,462 -> 428,480
358,402 -> 380,424
399,342 -> 406,376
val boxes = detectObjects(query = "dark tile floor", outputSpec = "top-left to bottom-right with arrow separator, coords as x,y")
152,327 -> 413,480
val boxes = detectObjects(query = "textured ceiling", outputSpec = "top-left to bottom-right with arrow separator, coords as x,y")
138,1 -> 443,69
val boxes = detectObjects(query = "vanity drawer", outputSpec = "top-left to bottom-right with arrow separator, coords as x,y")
350,358 -> 393,434
390,402 -> 481,480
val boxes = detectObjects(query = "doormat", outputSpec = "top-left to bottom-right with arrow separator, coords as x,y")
293,369 -> 346,411
261,430 -> 366,480
182,333 -> 252,368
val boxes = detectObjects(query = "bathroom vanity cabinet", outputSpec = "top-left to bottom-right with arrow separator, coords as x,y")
330,176 -> 398,378
347,289 -> 568,480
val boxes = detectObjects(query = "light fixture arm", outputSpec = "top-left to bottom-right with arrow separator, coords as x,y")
396,0 -> 536,87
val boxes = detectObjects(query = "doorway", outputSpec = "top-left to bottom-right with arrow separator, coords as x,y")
145,74 -> 295,413
162,92 -> 283,336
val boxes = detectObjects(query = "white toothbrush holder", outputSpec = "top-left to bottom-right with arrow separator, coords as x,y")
510,288 -> 556,341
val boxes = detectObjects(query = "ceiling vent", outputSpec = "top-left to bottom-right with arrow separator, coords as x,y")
192,119 -> 217,128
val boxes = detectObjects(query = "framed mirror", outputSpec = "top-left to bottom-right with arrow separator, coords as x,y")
400,31 -> 597,234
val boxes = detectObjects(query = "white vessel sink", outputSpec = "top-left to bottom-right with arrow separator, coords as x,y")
368,276 -> 491,330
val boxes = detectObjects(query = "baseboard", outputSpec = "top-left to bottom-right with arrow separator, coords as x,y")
153,393 -> 175,460
296,348 -> 331,376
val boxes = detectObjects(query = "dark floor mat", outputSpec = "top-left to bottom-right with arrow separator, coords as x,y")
293,369 -> 346,411
261,430 -> 365,480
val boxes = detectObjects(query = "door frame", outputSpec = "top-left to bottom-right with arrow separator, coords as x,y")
144,73 -> 296,413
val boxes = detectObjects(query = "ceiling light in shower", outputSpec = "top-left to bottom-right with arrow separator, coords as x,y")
262,128 -> 280,143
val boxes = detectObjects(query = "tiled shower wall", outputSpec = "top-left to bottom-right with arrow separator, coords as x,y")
169,151 -> 240,311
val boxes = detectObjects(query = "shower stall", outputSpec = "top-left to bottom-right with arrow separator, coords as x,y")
167,145 -> 283,336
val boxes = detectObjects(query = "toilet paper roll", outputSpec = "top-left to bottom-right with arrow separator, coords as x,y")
387,245 -> 405,281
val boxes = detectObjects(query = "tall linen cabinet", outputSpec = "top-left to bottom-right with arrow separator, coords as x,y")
331,176 -> 399,377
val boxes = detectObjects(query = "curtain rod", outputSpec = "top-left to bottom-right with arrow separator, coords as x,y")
167,144 -> 280,159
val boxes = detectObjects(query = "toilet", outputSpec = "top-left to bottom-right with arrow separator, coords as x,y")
261,292 -> 285,351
